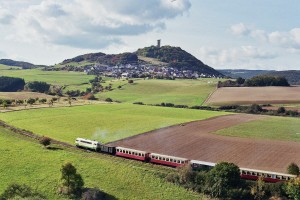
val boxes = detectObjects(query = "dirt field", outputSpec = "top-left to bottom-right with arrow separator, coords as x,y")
0,92 -> 53,100
205,86 -> 300,105
110,114 -> 300,173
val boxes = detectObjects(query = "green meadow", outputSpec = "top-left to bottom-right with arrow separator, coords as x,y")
0,68 -> 94,88
216,116 -> 300,141
0,127 -> 201,200
97,78 -> 219,106
0,104 -> 228,144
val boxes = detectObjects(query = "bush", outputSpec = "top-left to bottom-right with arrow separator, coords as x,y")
287,163 -> 300,175
39,136 -> 51,147
105,98 -> 113,102
128,80 -> 134,84
27,98 -> 36,105
133,102 -> 144,105
0,183 -> 46,200
26,81 -> 50,93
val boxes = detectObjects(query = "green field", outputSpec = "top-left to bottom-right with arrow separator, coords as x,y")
216,116 -> 300,141
97,78 -> 219,106
0,64 -> 19,70
0,68 -> 94,88
0,104 -> 228,144
0,127 -> 201,199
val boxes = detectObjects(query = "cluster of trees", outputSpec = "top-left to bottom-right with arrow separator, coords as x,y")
0,76 -> 25,92
166,162 -> 300,199
25,81 -> 51,93
218,75 -> 290,87
219,104 -> 299,117
0,97 -> 60,109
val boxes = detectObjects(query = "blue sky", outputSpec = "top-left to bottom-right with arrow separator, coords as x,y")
0,0 -> 299,70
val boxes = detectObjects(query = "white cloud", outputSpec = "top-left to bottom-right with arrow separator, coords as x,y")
230,23 -> 251,36
230,23 -> 300,50
199,46 -> 277,66
1,0 -> 191,49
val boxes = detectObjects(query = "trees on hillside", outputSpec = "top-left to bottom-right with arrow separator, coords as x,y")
0,76 -> 25,92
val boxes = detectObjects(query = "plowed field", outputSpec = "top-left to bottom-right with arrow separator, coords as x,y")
205,86 -> 300,105
110,114 -> 300,173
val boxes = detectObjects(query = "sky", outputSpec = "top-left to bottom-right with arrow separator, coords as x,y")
0,0 -> 299,70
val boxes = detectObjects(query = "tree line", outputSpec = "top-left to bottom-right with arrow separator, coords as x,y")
218,75 -> 290,87
166,162 -> 300,199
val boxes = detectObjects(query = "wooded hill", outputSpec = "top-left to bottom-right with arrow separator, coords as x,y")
263,70 -> 300,85
60,45 -> 224,77
0,59 -> 44,69
136,46 -> 223,76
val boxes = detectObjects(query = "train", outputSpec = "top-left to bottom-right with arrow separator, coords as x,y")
75,138 -> 296,183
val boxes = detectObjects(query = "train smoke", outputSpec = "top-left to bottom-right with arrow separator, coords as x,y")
91,128 -> 108,143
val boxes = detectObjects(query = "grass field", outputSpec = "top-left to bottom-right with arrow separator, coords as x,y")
0,127 -> 201,200
216,116 -> 300,141
0,64 -> 19,70
0,68 -> 94,88
0,104 -> 228,144
97,78 -> 219,106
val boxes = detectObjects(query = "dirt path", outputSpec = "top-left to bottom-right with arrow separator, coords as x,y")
110,114 -> 300,173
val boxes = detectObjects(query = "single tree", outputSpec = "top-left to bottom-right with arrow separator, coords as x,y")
27,98 -> 36,105
60,162 -> 84,196
277,107 -> 286,114
251,176 -> 266,200
205,162 -> 241,198
285,177 -> 300,200
287,163 -> 300,176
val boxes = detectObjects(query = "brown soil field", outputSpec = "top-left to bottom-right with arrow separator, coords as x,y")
110,114 -> 300,173
205,86 -> 300,106
0,92 -> 53,100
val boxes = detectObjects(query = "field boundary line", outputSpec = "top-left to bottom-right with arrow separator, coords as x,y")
202,85 -> 218,106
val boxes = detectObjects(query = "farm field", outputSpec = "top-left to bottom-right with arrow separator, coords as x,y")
216,116 -> 300,142
0,68 -> 94,89
0,64 -> 19,70
206,86 -> 300,106
0,104 -> 228,144
0,127 -> 200,200
0,92 -> 53,100
110,114 -> 300,173
97,78 -> 219,106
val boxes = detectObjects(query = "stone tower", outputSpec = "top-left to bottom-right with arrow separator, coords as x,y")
157,39 -> 161,48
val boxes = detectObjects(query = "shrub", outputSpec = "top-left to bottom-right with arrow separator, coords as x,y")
82,188 -> 108,200
287,163 -> 300,175
0,183 -> 46,200
0,76 -> 25,92
27,98 -> 36,105
26,81 -> 50,93
133,102 -> 144,105
128,80 -> 134,84
105,98 -> 113,102
39,136 -> 51,147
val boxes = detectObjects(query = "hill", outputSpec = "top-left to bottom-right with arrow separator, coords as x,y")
218,69 -> 300,85
218,69 -> 274,79
262,70 -> 300,85
136,46 -> 223,77
61,52 -> 138,66
0,59 -> 43,69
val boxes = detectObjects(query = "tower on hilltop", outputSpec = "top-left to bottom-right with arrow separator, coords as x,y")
157,39 -> 161,48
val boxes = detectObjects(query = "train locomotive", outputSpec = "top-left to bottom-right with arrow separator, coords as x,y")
75,138 -> 296,183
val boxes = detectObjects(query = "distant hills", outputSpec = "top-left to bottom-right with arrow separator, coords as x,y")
0,59 -> 44,69
219,69 -> 300,85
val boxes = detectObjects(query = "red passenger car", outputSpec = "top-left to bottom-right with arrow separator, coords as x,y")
149,153 -> 189,167
115,147 -> 149,161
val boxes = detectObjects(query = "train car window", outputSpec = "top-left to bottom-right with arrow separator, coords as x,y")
155,156 -> 158,159
170,159 -> 173,162
166,158 -> 169,161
